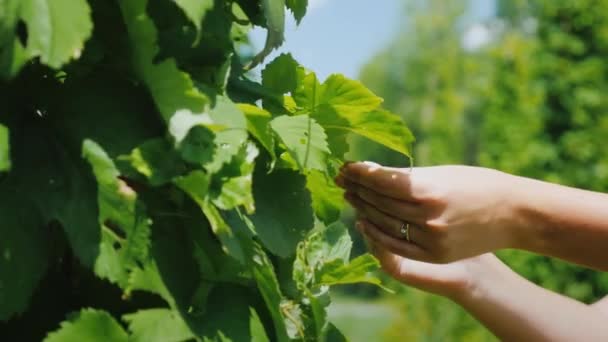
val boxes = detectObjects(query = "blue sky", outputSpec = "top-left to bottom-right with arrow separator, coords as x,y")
250,0 -> 496,80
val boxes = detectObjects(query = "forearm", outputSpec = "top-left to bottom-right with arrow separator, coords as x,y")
454,255 -> 608,341
508,175 -> 608,270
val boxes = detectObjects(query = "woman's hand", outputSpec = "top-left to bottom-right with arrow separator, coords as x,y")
357,218 -> 501,300
336,162 -> 524,263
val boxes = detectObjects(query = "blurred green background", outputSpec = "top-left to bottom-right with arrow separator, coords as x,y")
254,0 -> 608,341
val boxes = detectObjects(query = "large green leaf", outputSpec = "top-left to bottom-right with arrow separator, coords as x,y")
5,122 -> 101,267
313,106 -> 414,157
293,71 -> 413,157
270,115 -> 330,171
44,309 -> 129,342
249,168 -> 314,257
19,0 -> 93,68
0,193 -> 48,320
0,123 -> 9,172
124,309 -> 194,342
83,140 -> 151,286
316,74 -> 383,113
118,0 -> 208,123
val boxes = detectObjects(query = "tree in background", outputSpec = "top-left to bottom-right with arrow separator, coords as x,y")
355,0 -> 608,339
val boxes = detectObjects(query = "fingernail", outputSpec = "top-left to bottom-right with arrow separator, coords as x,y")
363,161 -> 380,166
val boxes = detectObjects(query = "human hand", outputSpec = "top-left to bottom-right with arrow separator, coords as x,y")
337,162 -> 523,263
357,218 -> 504,300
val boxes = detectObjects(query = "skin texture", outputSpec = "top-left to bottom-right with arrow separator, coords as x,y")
338,161 -> 608,341
359,231 -> 608,342
336,162 -> 608,270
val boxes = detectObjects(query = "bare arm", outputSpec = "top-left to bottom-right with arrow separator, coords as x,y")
355,225 -> 608,342
512,176 -> 608,271
456,255 -> 608,341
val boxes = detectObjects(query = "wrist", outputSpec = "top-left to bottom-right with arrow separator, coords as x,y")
495,172 -> 538,250
449,254 -> 512,305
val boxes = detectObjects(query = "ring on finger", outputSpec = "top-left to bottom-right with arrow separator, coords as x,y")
400,222 -> 411,242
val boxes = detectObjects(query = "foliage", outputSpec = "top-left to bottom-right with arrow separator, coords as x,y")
0,0 -> 413,340
355,0 -> 608,339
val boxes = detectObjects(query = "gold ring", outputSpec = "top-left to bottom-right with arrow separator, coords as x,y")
400,222 -> 410,242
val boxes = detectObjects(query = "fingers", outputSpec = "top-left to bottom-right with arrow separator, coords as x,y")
341,178 -> 427,224
345,192 -> 432,248
339,162 -> 415,201
357,218 -> 433,263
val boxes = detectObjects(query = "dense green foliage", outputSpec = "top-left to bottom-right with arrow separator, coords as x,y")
355,0 -> 608,339
0,0 -> 414,340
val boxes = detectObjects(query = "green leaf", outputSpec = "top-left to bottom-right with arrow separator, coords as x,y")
0,36 -> 28,79
250,0 -> 285,66
324,323 -> 348,342
0,0 -> 27,79
52,72 -> 165,158
202,201 -> 246,263
20,0 -> 93,68
317,254 -> 382,287
0,123 -> 9,172
118,0 -> 208,123
83,140 -> 151,285
127,260 -> 174,307
238,103 -> 276,161
44,308 -> 128,342
127,138 -> 188,186
270,115 -> 330,171
174,171 -> 246,263
294,222 -> 352,289
286,0 -> 308,24
210,142 -> 259,213
292,72 -> 413,157
317,74 -> 383,114
206,96 -> 249,173
180,125 -> 217,165
314,106 -> 414,157
4,123 -> 101,267
124,308 -> 194,342
173,0 -> 214,35
0,0 -> 19,49
262,53 -> 304,95
306,170 -> 344,224
293,71 -> 323,111
249,243 -> 290,342
0,193 -> 48,320
249,168 -> 314,258
168,110 -> 214,147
